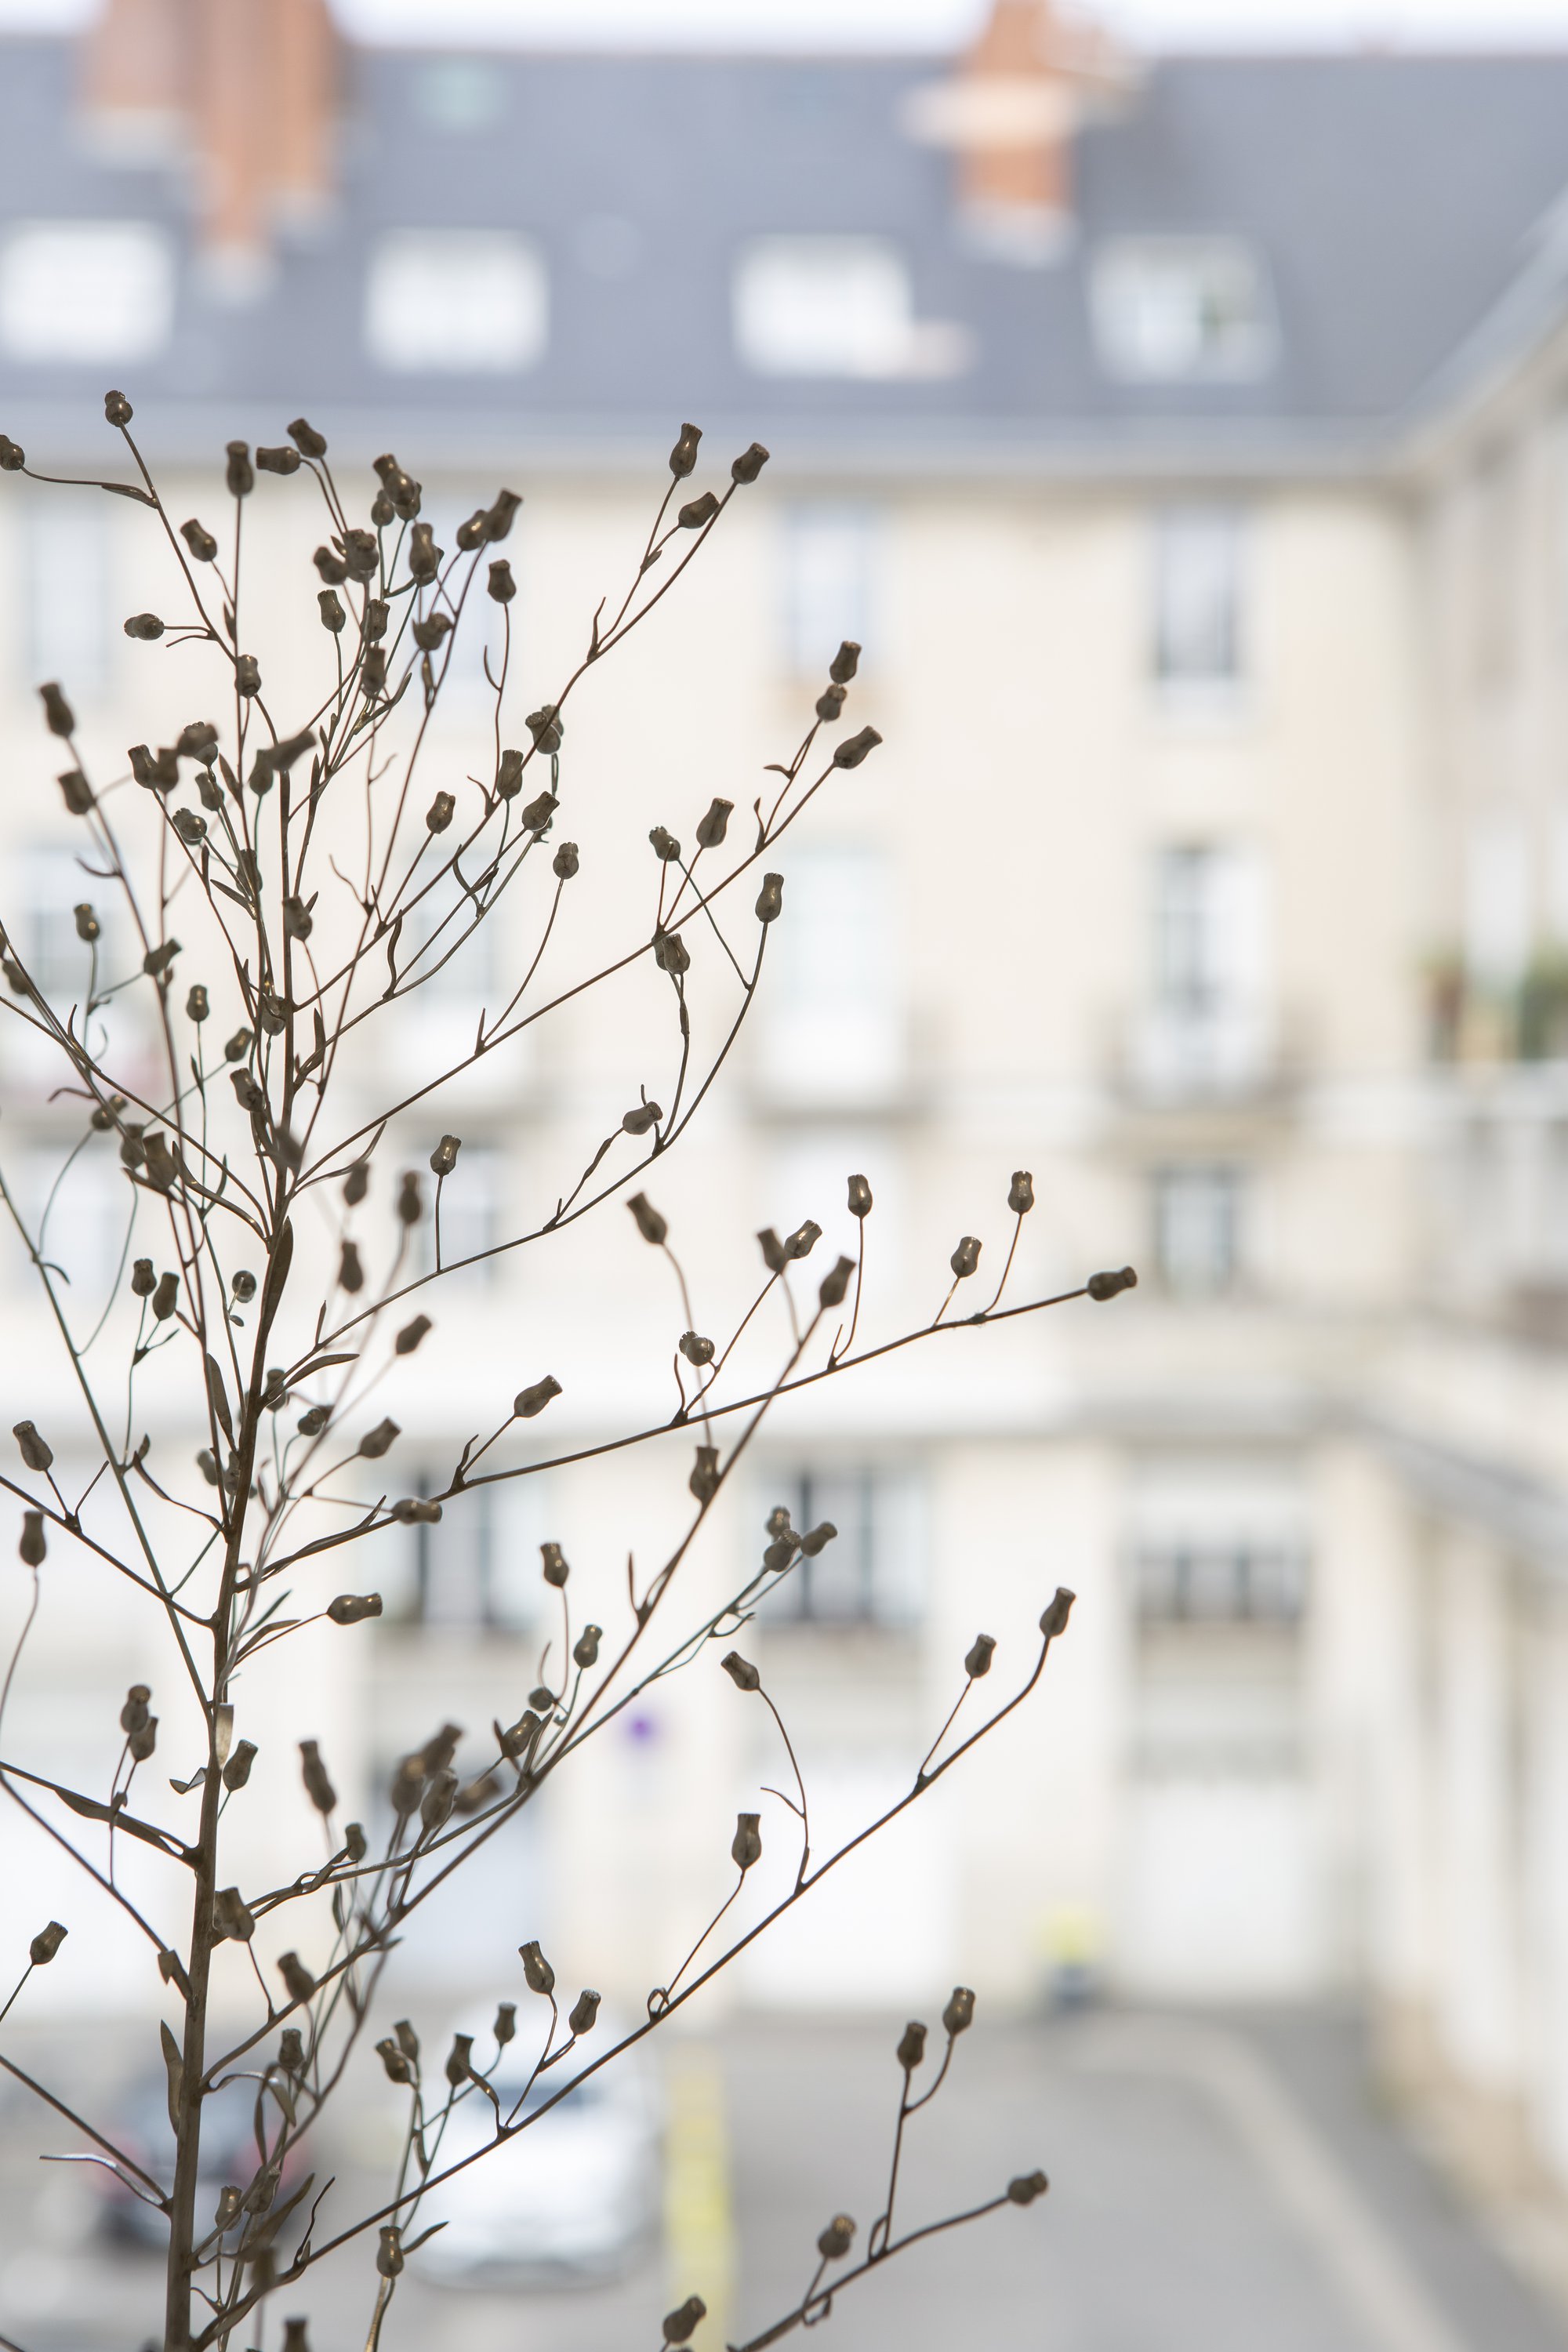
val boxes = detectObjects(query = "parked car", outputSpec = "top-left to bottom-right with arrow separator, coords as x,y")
414,2012 -> 661,2284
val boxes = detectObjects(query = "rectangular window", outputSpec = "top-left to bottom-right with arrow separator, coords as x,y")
1142,842 -> 1270,1094
756,843 -> 900,1105
1129,1459 -> 1308,1624
735,238 -> 968,382
1092,239 -> 1273,383
756,1468 -> 923,1628
418,1142 -> 502,1289
1152,507 -> 1245,689
1153,1165 -> 1243,1298
365,230 -> 547,374
782,503 -> 877,678
406,1475 -> 542,1632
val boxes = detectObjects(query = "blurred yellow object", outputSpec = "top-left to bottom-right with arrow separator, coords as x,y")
664,2044 -> 735,2346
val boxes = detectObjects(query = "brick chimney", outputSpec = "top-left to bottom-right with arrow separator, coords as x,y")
82,0 -> 337,290
902,0 -> 1136,263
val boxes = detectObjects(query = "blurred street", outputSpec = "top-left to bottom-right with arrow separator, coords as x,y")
2,2008 -> 1564,2352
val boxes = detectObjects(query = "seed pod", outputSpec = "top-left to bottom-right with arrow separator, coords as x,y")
818,1254 -> 855,1310
1007,2170 -> 1049,2205
230,1069 -> 264,1116
655,930 -> 690,977
497,1709 -> 541,1760
731,1812 -> 762,1872
426,789 -> 456,834
784,1221 -> 821,1261
278,2028 -> 306,2075
487,557 -> 516,602
184,984 -> 211,1025
569,1987 -> 601,2036
231,1270 -> 256,1302
965,1634 -> 996,1679
412,613 -> 452,654
365,598 -> 390,643
520,1939 -> 556,1997
225,441 -> 254,497
421,1769 -> 457,1834
297,1405 -> 329,1438
396,1171 -> 423,1225
128,1711 -> 158,1762
334,1240 -> 363,1296
327,1592 -> 383,1626
521,789 -> 557,833
101,387 -> 133,425
262,1370 -> 288,1412
0,434 -> 23,469
13,1422 -> 53,1474
815,681 -> 847,724
376,2226 -> 404,2279
391,1497 -> 441,1524
430,1134 -> 461,1178
690,1445 -> 720,1502
731,441 -> 769,484
540,1541 -> 569,1588
833,725 -> 881,770
679,1331 -> 714,1365
485,488 -> 521,540
278,1951 -> 316,2004
484,2002 -> 515,2054
212,1886 -> 256,1942
313,544 -> 347,586
817,2213 -> 855,2260
40,682 -> 74,737
394,2017 -> 422,2064
342,527 -> 379,583
678,490 -> 720,530
58,769 -> 93,815
800,1522 -> 837,1557
1039,1586 -> 1076,1639
289,416 -> 327,459
573,1624 -> 601,1669
663,2297 -> 707,2347
553,840 -> 580,879
151,1272 -> 180,1320
26,1918 -> 66,1968
942,1986 -> 976,2037
345,1821 -> 367,1861
1008,1170 -> 1035,1216
627,1192 -> 667,1247
669,422 -> 702,478
343,1160 -> 370,1206
143,938 -> 180,978
18,1512 -> 45,1567
514,1375 -> 561,1420
119,1685 -> 151,1735
299,1740 -> 336,1814
408,521 -> 440,582
526,704 -> 563,753
257,443 -> 301,477
224,1027 -> 252,1063
757,1228 -> 786,1274
196,1445 -> 220,1484
376,2037 -> 412,2086
235,654 -> 261,697
693,797 -> 734,852
131,1258 -> 155,1298
622,1100 -> 662,1136
394,1314 -> 431,1356
492,749 -> 525,804
756,873 -> 784,924
896,2021 -> 927,2071
120,1124 -> 147,1171
223,1740 -> 257,1791
359,1418 -> 400,1461
1087,1265 -> 1138,1301
649,826 -> 681,862
283,895 -> 313,942
123,612 -> 164,641
318,588 -> 346,633
720,1651 -> 760,1693
950,1236 -> 982,1279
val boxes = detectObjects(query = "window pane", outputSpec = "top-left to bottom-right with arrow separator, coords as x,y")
1153,508 -> 1244,685
365,231 -> 548,373
756,844 -> 901,1104
735,237 -> 913,378
755,1468 -> 923,1627
1153,1165 -> 1242,1297
1093,239 -> 1273,383
782,504 -> 877,677
0,221 -> 176,364
24,496 -> 111,704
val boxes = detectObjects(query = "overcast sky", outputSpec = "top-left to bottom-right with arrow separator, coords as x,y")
3,0 -> 1568,46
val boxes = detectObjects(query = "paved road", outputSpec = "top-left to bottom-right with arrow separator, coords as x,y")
1,2008 -> 1563,2352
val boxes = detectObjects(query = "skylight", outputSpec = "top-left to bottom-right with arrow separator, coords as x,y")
1091,238 -> 1275,384
365,230 -> 548,374
0,221 -> 176,365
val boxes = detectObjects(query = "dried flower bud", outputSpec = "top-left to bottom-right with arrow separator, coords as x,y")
818,1254 -> 855,1311
0,434 -> 23,469
231,1270 -> 256,1303
817,2213 -> 855,2260
526,704 -> 563,753
235,653 -> 260,697
18,1512 -> 45,1567
540,1541 -> 570,1588
573,1624 -> 601,1669
104,388 -> 133,425
1087,1265 -> 1138,1301
40,682 -> 74,738
690,1444 -> 720,1502
225,1027 -> 252,1062
731,441 -> 769,484
152,1272 -> 180,1321
520,1939 -> 555,1997
678,490 -> 720,530
297,1405 -> 329,1438
27,1919 -> 66,1968
119,1684 -> 151,1734
223,1740 -> 257,1791
278,1951 -> 316,2004
896,2021 -> 927,2071
553,840 -> 580,879
396,1171 -> 423,1225
376,2227 -> 404,2279
731,1812 -> 762,1871
669,423 -> 702,478
757,1227 -> 786,1274
343,1160 -> 370,1206
942,1986 -> 976,2037
655,930 -> 691,977
278,2029 -> 306,2074
514,1375 -> 562,1420
289,416 -> 328,459
964,1634 -> 996,1679
1039,1586 -> 1076,1640
345,1821 -> 367,1861
343,527 -> 379,583
318,588 -> 346,633
429,1133 -> 461,1179
332,1240 -> 362,1297
485,487 -> 521,540
225,441 -> 254,497
143,938 -> 180,978
131,1258 -> 155,1297
195,1447 -> 219,1487
756,873 -> 784,924
407,521 -> 440,582
256,444 -> 300,476
1007,2170 -> 1049,2205
313,544 -> 347,586
1008,1170 -> 1035,1216
365,598 -> 390,643
423,789 -> 453,834
649,826 -> 681,862
124,612 -> 164,641
120,1123 -> 147,1170
421,1769 -> 457,1833
391,1496 -> 441,1524
13,1421 -> 53,1474
412,613 -> 452,654
262,1370 -> 288,1412
487,557 -> 516,603
359,1418 -> 400,1461
950,1236 -> 982,1279
299,1740 -> 336,1814
376,2037 -> 412,2086
394,2017 -> 423,2064
799,1522 -> 837,1557
327,1592 -> 383,1626
58,768 -> 93,815
394,1314 -> 431,1356
622,1100 -> 662,1136
213,1886 -> 255,1942
679,1331 -> 714,1366
785,1221 -> 821,1261
495,747 -> 524,798
568,1987 -> 601,2036
497,1709 -> 542,1760
720,1651 -> 760,1693
815,682 -> 847,724
527,1688 -> 555,1715
833,726 -> 881,769
663,2297 -> 707,2347
282,895 -> 313,941
627,1192 -> 667,1247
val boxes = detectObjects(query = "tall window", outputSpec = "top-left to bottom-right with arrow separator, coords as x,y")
782,504 -> 877,678
757,1468 -> 924,1628
416,1142 -> 502,1289
1129,1459 -> 1308,1624
1152,1165 -> 1243,1298
1152,507 -> 1245,689
1153,844 -> 1263,1016
756,844 -> 900,1105
403,1477 -> 543,1632
24,498 -> 111,706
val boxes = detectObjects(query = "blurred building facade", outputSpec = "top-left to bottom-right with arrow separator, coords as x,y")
4,0 -> 1568,2223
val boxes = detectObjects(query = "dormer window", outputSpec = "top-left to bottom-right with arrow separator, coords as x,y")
0,221 -> 175,364
1091,237 -> 1274,383
365,230 -> 547,374
733,237 -> 970,380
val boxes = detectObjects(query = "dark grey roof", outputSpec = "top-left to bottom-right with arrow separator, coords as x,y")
2,38 -> 1568,474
